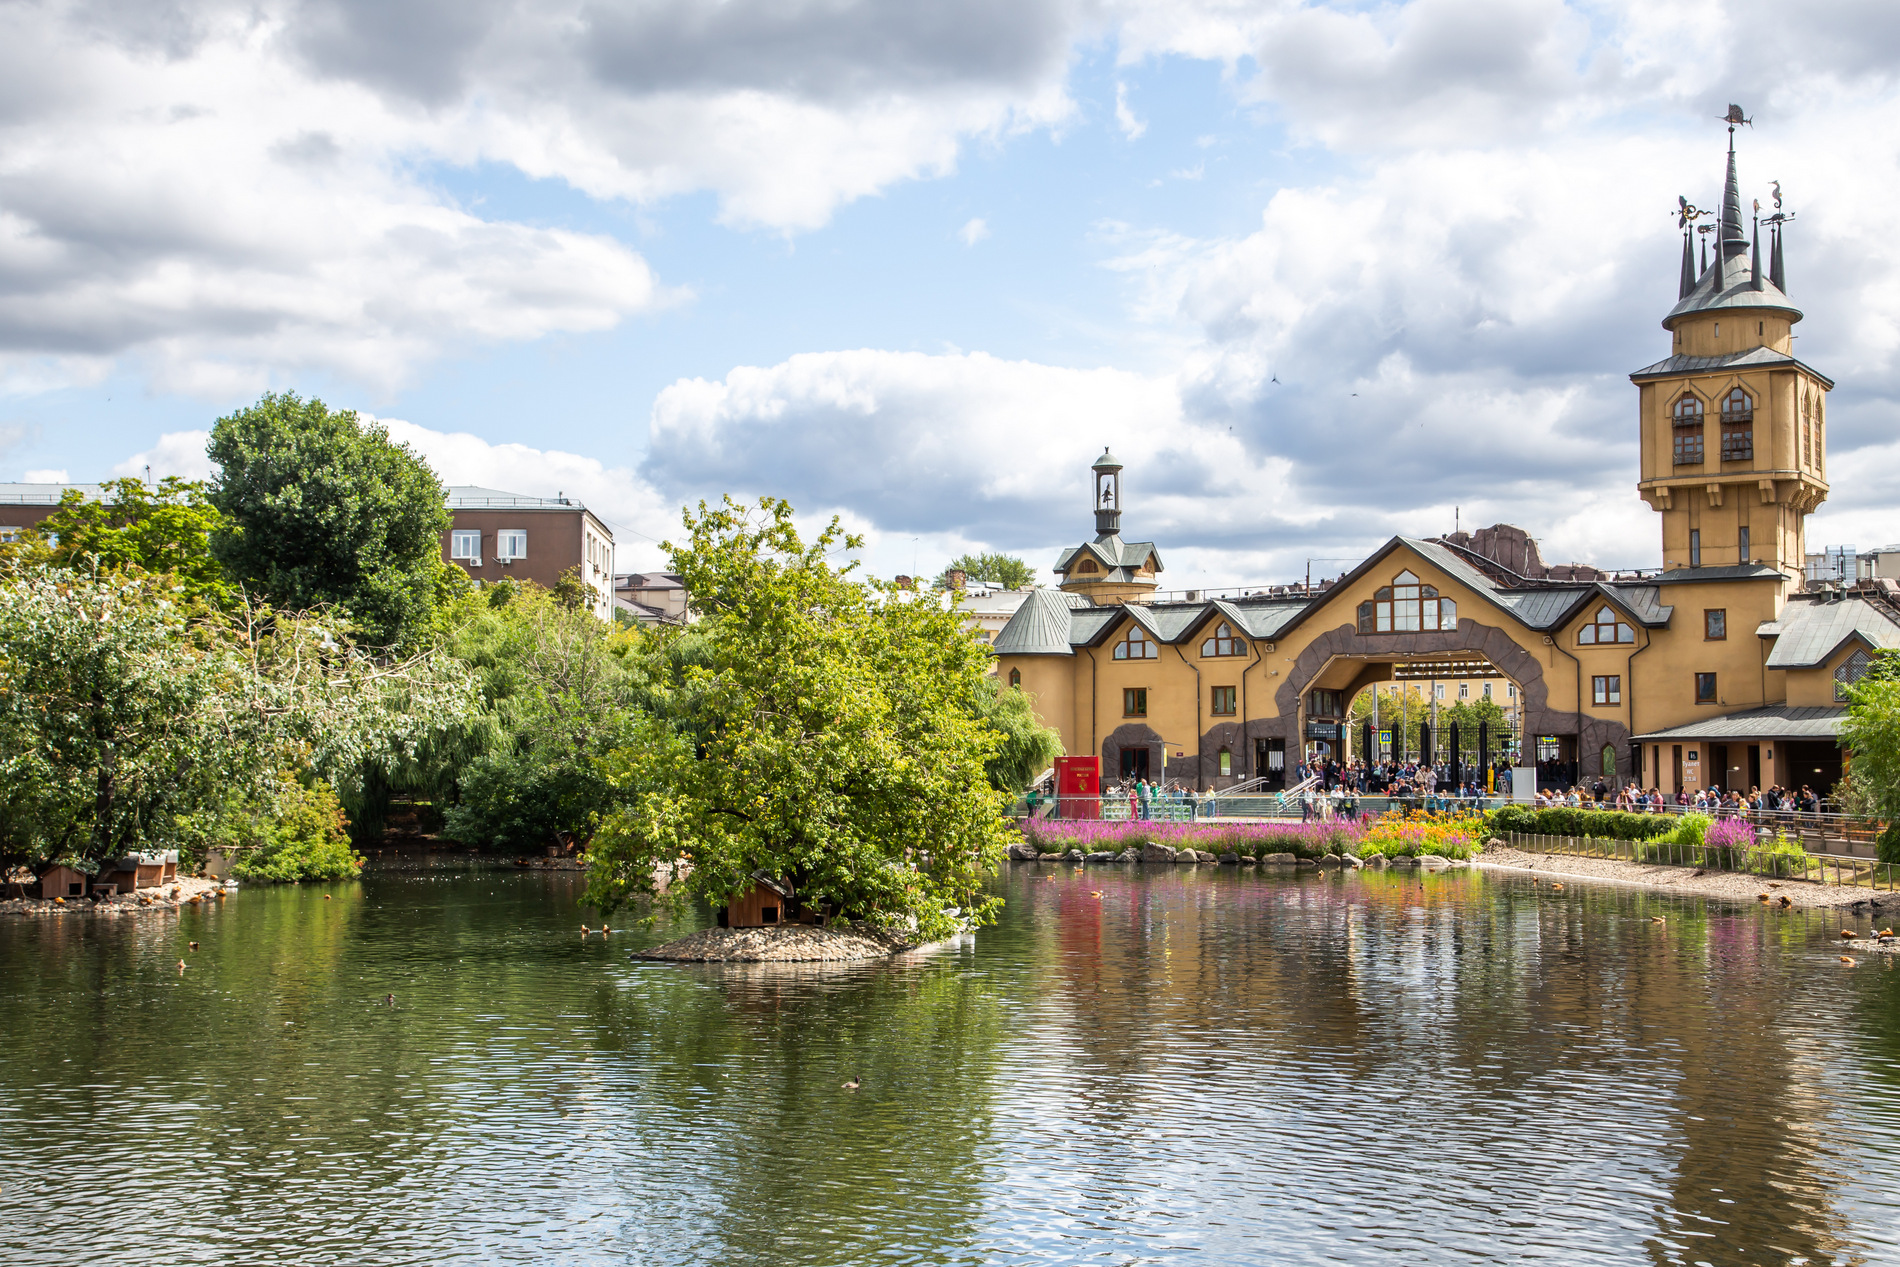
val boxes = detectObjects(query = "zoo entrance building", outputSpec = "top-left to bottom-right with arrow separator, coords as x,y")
992,137 -> 1898,799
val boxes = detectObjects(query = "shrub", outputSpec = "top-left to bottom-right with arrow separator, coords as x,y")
1880,821 -> 1900,867
1484,806 -> 1668,842
229,777 -> 363,882
1021,819 -> 1362,859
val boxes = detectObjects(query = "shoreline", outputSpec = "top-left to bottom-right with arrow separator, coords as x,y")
1476,842 -> 1900,911
0,874 -> 228,918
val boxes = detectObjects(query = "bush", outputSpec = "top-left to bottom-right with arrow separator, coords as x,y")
1022,819 -> 1361,859
1484,806 -> 1674,843
1880,821 -> 1900,866
1358,812 -> 1484,860
229,777 -> 363,882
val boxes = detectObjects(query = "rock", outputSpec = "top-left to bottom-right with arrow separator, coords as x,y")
1418,856 -> 1450,870
1363,855 -> 1387,869
1295,858 -> 1318,868
1239,856 -> 1257,866
1140,842 -> 1178,863
1315,855 -> 1343,868
1038,851 -> 1067,862
1067,849 -> 1086,862
1116,848 -> 1139,863
1260,852 -> 1298,867
1006,843 -> 1039,861
1085,851 -> 1118,864
1175,850 -> 1200,864
1391,855 -> 1420,868
1218,852 -> 1239,865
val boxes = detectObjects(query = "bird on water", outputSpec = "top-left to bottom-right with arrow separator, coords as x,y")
842,1078 -> 861,1091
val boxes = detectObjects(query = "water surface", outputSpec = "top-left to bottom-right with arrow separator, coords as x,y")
3,864 -> 1899,1265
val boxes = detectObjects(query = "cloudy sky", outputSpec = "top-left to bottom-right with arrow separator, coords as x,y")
4,0 -> 1898,584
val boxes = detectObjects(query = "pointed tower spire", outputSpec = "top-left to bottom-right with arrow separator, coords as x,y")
1720,133 -> 1746,249
1770,222 -> 1786,292
1699,232 -> 1708,278
1679,230 -> 1696,299
1750,215 -> 1765,291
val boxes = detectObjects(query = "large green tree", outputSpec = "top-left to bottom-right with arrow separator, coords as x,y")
1840,650 -> 1900,861
585,497 -> 1012,939
6,477 -> 233,606
207,392 -> 451,647
0,567 -> 475,872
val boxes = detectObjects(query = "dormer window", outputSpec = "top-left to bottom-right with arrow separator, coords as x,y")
1836,648 -> 1873,701
1112,625 -> 1159,660
1578,605 -> 1635,645
1720,388 -> 1753,461
1200,622 -> 1244,657
1074,556 -> 1099,575
1672,393 -> 1705,466
1356,570 -> 1455,634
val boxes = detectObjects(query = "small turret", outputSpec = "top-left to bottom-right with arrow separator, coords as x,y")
1091,448 -> 1122,539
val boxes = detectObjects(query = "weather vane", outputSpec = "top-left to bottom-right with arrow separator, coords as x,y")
1721,103 -> 1752,130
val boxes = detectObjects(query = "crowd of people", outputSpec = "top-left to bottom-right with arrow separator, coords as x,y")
1536,780 -> 1828,817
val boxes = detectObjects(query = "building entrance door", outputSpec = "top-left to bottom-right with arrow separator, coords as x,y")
1256,738 -> 1286,791
1748,744 -> 1761,790
1119,747 -> 1150,781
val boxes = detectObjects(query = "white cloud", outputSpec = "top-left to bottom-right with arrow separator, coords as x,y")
958,217 -> 991,245
22,467 -> 68,483
112,431 -> 217,481
1114,81 -> 1146,140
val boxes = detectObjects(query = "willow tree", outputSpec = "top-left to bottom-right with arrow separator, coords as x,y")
585,497 -> 1011,939
1841,650 -> 1900,862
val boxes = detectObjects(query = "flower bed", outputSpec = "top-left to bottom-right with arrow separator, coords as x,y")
1021,818 -> 1362,859
1357,811 -> 1484,860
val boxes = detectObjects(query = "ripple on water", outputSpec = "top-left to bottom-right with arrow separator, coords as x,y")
2,866 -> 1899,1265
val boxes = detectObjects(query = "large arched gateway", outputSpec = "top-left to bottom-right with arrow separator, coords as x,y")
995,136 -> 1899,797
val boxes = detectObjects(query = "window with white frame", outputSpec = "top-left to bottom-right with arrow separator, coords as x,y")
497,529 -> 528,561
1357,570 -> 1456,634
451,529 -> 481,563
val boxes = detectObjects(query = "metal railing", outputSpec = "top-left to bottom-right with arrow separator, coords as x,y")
1504,830 -> 1899,891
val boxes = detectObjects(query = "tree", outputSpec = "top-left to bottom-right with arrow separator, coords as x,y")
6,478 -> 233,606
0,567 -> 476,873
207,392 -> 451,647
585,497 -> 1012,939
972,675 -> 1063,792
437,581 -> 647,851
938,552 -> 1034,591
1840,651 -> 1900,862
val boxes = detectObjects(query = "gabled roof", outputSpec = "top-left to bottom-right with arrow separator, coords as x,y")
1632,704 -> 1845,744
1759,596 -> 1900,669
1053,535 -> 1162,583
1629,346 -> 1834,390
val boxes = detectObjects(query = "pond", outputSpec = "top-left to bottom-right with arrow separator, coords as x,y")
3,863 -> 1899,1265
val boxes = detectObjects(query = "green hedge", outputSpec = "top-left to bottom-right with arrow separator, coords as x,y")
1486,805 -> 1672,842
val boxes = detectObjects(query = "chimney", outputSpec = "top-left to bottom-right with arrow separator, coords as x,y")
947,569 -> 967,591
894,575 -> 913,591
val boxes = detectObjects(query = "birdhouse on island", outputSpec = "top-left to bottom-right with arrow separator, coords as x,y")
723,872 -> 798,929
96,850 -> 179,896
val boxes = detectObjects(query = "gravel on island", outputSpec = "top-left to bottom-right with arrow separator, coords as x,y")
1478,841 -> 1900,911
0,874 -> 228,918
633,924 -> 919,963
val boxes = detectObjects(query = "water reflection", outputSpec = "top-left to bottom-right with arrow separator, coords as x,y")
0,866 -> 1896,1265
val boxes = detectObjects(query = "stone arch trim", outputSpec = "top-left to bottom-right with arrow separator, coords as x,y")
1272,620 -> 1634,780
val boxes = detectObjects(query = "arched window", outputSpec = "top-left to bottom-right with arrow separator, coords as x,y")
1836,648 -> 1873,701
1201,622 -> 1244,656
1672,393 -> 1705,466
1357,570 -> 1456,634
1008,668 -> 1021,688
1218,747 -> 1233,777
1720,387 -> 1754,461
1601,745 -> 1617,781
1112,624 -> 1159,660
1577,605 -> 1635,645
1074,556 -> 1099,575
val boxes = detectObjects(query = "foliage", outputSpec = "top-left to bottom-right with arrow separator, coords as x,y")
222,775 -> 363,882
1703,816 -> 1756,850
972,675 -> 1064,792
1660,811 -> 1713,847
1356,810 -> 1484,859
1841,659 -> 1900,861
437,582 -> 647,851
0,567 -> 476,872
938,552 -> 1034,591
3,478 -> 234,606
1348,687 -> 1513,762
585,497 -> 1013,940
1487,805 -> 1673,842
207,392 -> 452,648
1024,818 -> 1362,858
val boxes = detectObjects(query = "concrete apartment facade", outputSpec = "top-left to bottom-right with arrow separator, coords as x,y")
443,486 -> 614,620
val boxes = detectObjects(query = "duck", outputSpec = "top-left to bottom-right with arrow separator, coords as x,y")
601,926 -> 611,936
1840,930 -> 1859,940
188,941 -> 199,951
1090,891 -> 1103,899
1778,895 -> 1793,908
323,894 -> 332,901
385,994 -> 396,1006
842,1078 -> 861,1091
1650,916 -> 1666,924
580,925 -> 592,935
176,959 -> 187,972
1840,955 -> 1858,965
1550,883 -> 1565,892
1758,893 -> 1772,903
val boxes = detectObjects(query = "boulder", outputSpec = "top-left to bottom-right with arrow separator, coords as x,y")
1418,855 -> 1451,870
1085,851 -> 1119,864
1038,851 -> 1067,862
1116,848 -> 1140,863
1174,849 -> 1201,864
1363,855 -> 1387,869
1006,843 -> 1039,861
1260,852 -> 1298,867
1067,849 -> 1086,862
1315,854 -> 1343,869
1239,856 -> 1257,866
1140,842 -> 1178,863
1296,858 -> 1318,869
1390,855 -> 1419,868
1218,852 -> 1240,865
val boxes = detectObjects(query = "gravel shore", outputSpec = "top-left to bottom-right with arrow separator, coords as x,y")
1478,841 -> 1900,911
0,874 -> 228,918
633,924 -> 916,963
